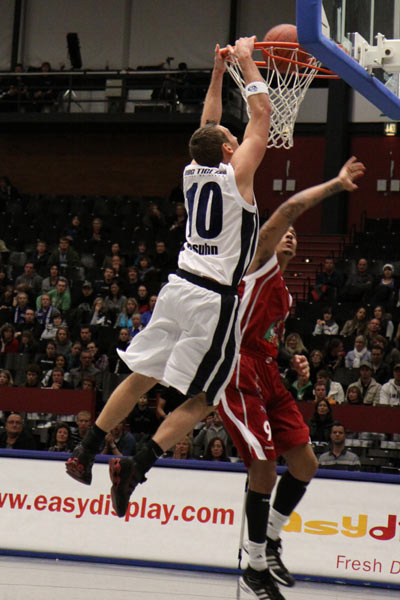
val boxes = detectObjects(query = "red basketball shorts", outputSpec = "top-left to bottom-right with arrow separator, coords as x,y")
219,352 -> 310,467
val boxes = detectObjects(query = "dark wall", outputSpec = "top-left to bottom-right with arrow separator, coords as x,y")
1,128 -> 399,233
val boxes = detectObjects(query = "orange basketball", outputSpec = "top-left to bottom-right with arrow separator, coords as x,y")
263,24 -> 309,73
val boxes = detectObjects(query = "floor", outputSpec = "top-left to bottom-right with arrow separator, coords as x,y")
0,556 -> 398,600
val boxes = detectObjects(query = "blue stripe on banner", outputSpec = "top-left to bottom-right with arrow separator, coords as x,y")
187,294 -> 237,401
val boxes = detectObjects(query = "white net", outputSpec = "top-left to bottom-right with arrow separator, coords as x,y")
226,46 -> 322,149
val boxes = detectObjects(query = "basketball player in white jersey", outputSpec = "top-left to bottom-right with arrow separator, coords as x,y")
66,37 -> 270,516
218,156 -> 365,599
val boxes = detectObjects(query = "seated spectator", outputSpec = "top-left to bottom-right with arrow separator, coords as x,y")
372,305 -> 394,341
63,215 -> 84,246
35,293 -> 56,327
152,240 -> 174,287
141,202 -> 167,239
370,345 -> 391,384
47,236 -> 81,274
0,323 -> 19,365
0,368 -> 14,387
315,369 -> 344,404
0,412 -> 36,449
193,411 -> 232,459
48,277 -> 71,313
123,266 -> 139,298
365,317 -> 383,349
110,255 -> 126,283
108,327 -> 131,374
15,261 -> 43,297
141,295 -> 157,328
41,265 -> 59,293
15,307 -> 43,339
86,217 -> 107,263
17,330 -> 39,361
340,257 -> 374,303
101,420 -> 136,456
370,264 -> 396,310
0,266 -> 11,298
40,310 -> 64,343
353,360 -> 382,405
168,201 -> 187,255
308,398 -> 334,442
54,326 -> 72,356
48,422 -> 74,452
318,422 -> 361,470
74,325 -> 94,350
313,380 -> 336,405
137,284 -> 150,313
13,291 -> 31,325
89,296 -> 113,328
66,341 -> 82,371
133,240 -> 148,267
70,410 -> 92,448
0,285 -> 14,324
128,393 -> 159,445
93,267 -> 114,297
323,337 -> 345,374
172,436 -> 192,460
20,363 -> 41,388
284,332 -> 308,360
29,240 -> 49,278
114,297 -> 139,330
378,364 -> 400,406
71,281 -> 96,324
344,335 -> 370,369
36,340 -> 57,375
312,257 -> 343,304
345,384 -> 363,404
137,255 -> 157,287
203,436 -> 230,462
86,340 -> 109,372
102,282 -> 126,323
288,373 -> 314,402
69,349 -> 102,389
102,242 -> 126,271
31,61 -> 57,112
312,306 -> 339,336
41,366 -> 72,390
41,354 -> 71,387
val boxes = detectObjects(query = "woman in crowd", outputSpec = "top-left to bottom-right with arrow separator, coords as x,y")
103,282 -> 126,323
54,326 -> 72,356
48,422 -> 74,452
345,335 -> 371,369
372,305 -> 394,341
345,385 -> 363,404
312,306 -> 339,336
90,297 -> 113,328
0,368 -> 13,387
340,306 -> 368,337
172,436 -> 192,460
309,349 -> 325,383
284,332 -> 308,358
323,337 -> 345,374
41,265 -> 59,293
371,264 -> 396,310
0,323 -> 19,366
308,398 -> 334,443
114,297 -> 139,330
203,437 -> 230,462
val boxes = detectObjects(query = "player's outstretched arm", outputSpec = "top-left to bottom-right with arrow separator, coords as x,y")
200,44 -> 227,127
230,37 -> 271,199
248,156 -> 366,273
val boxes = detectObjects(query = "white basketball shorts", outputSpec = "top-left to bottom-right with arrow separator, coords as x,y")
117,272 -> 241,405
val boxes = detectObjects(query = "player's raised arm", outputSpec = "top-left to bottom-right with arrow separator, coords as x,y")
230,37 -> 271,200
200,44 -> 227,127
248,156 -> 366,274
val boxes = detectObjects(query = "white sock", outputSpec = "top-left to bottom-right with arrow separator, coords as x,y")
267,507 -> 288,542
247,540 -> 268,571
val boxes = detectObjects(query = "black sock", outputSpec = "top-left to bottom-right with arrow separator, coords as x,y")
246,489 -> 271,544
273,470 -> 309,517
82,424 -> 107,453
134,439 -> 164,478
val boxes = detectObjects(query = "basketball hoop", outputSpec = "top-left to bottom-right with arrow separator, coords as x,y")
224,41 -> 338,149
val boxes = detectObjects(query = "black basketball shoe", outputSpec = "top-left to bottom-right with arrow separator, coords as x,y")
65,443 -> 96,485
266,538 -> 295,587
240,566 -> 286,600
109,457 -> 146,517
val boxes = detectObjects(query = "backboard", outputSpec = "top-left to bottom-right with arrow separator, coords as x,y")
296,0 -> 400,119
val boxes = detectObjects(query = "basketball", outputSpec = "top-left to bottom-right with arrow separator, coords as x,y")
263,24 -> 309,73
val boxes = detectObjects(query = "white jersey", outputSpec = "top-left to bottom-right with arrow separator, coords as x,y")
178,162 -> 259,288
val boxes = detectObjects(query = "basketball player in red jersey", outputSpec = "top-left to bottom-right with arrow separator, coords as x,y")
219,156 -> 365,598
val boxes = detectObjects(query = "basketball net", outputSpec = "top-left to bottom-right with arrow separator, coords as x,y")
226,45 -> 324,149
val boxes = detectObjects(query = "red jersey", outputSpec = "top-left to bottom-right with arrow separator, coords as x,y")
238,253 -> 292,359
